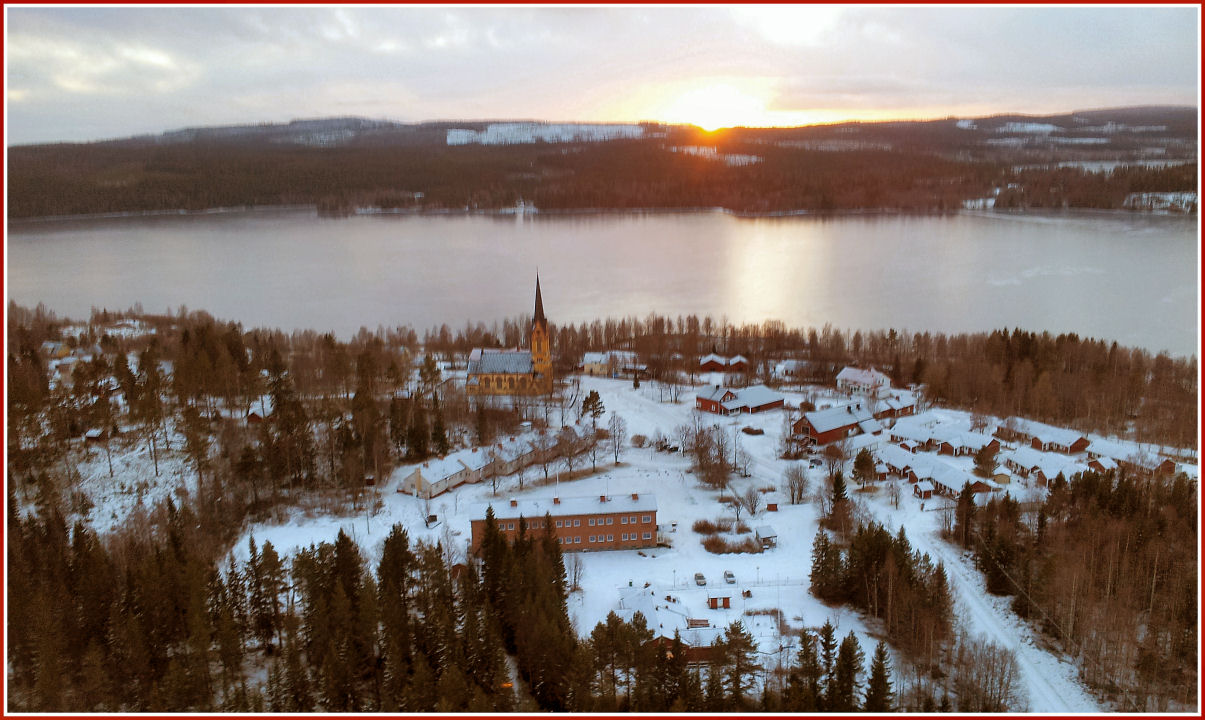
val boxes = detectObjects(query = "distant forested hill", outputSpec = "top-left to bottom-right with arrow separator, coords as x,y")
7,107 -> 1196,218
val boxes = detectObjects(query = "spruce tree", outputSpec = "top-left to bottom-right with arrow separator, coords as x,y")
863,640 -> 894,711
831,630 -> 865,712
817,620 -> 837,710
430,394 -> 450,456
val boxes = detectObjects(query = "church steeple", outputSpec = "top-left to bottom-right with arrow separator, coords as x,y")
529,273 -> 551,387
533,273 -> 546,327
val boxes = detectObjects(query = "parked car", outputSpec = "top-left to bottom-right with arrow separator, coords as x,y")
694,572 -> 707,586
723,570 -> 736,584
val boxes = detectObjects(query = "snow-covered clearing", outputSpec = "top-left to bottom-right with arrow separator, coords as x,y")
225,375 -> 1112,710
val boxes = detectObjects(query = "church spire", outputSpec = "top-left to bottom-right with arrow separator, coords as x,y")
533,273 -> 546,326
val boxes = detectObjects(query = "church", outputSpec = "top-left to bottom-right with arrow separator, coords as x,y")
465,276 -> 553,396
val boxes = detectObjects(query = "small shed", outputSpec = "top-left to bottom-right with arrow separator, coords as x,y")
913,481 -> 934,500
707,594 -> 732,610
754,525 -> 778,549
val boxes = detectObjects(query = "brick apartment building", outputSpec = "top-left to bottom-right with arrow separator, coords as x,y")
470,493 -> 658,553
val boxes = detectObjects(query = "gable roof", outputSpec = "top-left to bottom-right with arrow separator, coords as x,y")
837,366 -> 890,387
720,384 -> 783,410
468,348 -> 534,375
803,402 -> 875,433
1004,416 -> 1087,448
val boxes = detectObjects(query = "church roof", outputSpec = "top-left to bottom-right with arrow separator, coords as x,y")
468,348 -> 534,375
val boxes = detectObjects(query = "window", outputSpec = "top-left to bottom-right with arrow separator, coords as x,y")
642,515 -> 651,523
589,518 -> 596,526
589,535 -> 596,543
642,532 -> 652,540
606,535 -> 614,542
507,522 -> 514,530
574,519 -> 581,527
630,516 -> 637,524
621,533 -> 627,541
606,518 -> 613,525
556,520 -> 563,528
620,517 -> 627,525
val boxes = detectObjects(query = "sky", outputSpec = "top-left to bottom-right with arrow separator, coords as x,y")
4,5 -> 1200,144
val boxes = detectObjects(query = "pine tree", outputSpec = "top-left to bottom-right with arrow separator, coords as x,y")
853,448 -> 876,488
831,630 -> 865,712
818,620 -> 837,710
863,640 -> 894,711
956,482 -> 976,549
430,394 -> 450,456
784,630 -> 822,711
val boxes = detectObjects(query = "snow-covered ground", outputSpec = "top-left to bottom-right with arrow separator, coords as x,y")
221,376 -> 1130,710
447,123 -> 646,146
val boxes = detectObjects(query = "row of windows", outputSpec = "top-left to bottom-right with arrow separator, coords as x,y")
559,532 -> 653,544
498,516 -> 654,533
502,520 -> 546,530
553,515 -> 652,528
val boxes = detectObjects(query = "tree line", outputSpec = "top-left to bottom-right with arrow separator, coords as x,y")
950,470 -> 1197,711
11,125 -> 1194,219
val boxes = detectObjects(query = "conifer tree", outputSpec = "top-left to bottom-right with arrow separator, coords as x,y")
831,630 -> 865,712
863,640 -> 894,711
431,393 -> 450,456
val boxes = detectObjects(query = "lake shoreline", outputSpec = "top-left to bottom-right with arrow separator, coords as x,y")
7,202 -> 1195,227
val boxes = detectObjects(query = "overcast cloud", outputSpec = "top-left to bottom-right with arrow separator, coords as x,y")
5,5 -> 1199,145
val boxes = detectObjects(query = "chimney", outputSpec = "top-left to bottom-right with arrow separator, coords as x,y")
600,494 -> 607,503
553,497 -> 560,504
631,492 -> 639,500
509,498 -> 518,507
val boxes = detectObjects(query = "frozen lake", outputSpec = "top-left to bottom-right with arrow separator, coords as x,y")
7,208 -> 1198,358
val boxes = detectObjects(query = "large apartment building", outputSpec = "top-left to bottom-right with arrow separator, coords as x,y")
470,493 -> 658,553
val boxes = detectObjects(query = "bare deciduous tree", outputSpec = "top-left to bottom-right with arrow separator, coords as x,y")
784,465 -> 809,504
607,413 -> 627,465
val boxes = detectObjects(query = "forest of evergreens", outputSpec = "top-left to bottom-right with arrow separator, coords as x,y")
5,301 -> 1198,712
950,473 -> 1197,711
7,123 -> 1195,218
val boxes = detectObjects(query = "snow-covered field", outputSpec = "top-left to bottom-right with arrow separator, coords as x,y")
221,376 -> 1121,711
447,123 -> 646,146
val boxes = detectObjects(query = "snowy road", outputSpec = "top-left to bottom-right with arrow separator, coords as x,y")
867,496 -> 1102,712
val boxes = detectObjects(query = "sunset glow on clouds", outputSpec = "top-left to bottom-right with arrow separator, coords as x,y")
5,6 -> 1198,144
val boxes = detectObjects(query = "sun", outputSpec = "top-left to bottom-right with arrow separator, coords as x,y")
658,82 -> 772,131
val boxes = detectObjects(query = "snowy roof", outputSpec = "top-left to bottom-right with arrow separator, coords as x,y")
1005,417 -> 1086,448
729,355 -> 748,364
476,493 -> 658,522
491,436 -> 536,459
583,350 -> 639,365
804,402 -> 874,433
844,432 -> 882,453
697,385 -> 734,403
1090,456 -> 1119,471
914,481 -> 935,493
876,444 -> 918,470
618,587 -> 692,636
836,366 -> 890,386
881,395 -> 916,411
857,418 -> 883,434
700,353 -> 726,365
1002,447 -> 1086,480
754,525 -> 777,539
891,424 -> 932,444
411,451 -> 478,481
939,431 -> 996,452
719,384 -> 783,410
467,348 -> 534,375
